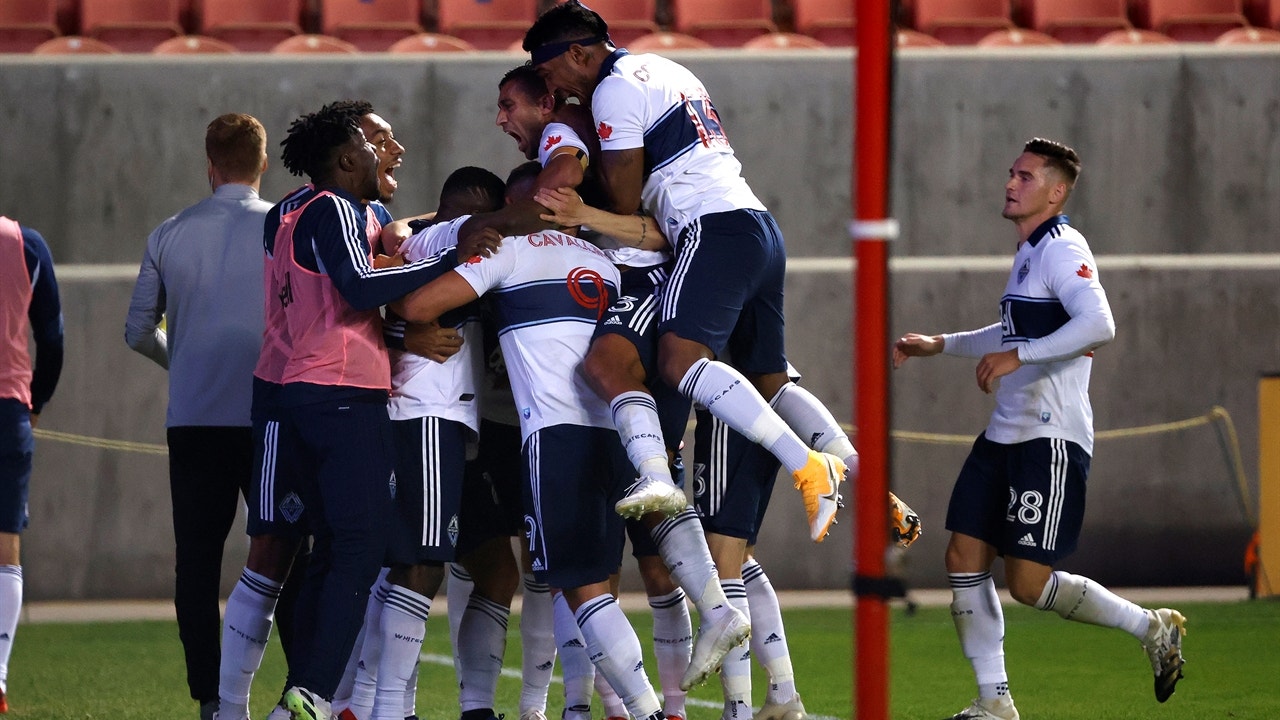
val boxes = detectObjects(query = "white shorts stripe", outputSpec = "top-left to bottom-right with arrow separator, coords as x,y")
1044,438 -> 1066,551
710,416 -> 728,516
527,432 -> 548,570
662,218 -> 701,324
258,421 -> 278,521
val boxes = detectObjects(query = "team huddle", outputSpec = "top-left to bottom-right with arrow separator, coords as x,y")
114,3 -> 1188,720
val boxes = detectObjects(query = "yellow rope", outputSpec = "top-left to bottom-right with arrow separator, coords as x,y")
32,428 -> 167,455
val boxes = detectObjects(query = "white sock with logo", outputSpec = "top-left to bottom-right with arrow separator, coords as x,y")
575,594 -> 662,720
743,558 -> 797,705
218,568 -> 281,720
1035,570 -> 1150,638
949,572 -> 1009,701
520,574 -> 556,714
554,592 -> 595,720
456,593 -> 510,712
371,586 -> 430,720
648,588 -> 691,717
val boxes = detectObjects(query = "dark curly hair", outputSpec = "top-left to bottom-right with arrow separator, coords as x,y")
279,101 -> 366,180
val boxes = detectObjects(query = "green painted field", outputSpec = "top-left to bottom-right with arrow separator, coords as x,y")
6,598 -> 1278,719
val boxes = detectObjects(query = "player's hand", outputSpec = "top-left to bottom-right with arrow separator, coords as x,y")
373,253 -> 405,269
404,320 -> 463,363
379,220 -> 414,256
892,333 -> 944,368
975,348 -> 1021,393
535,187 -> 588,227
457,226 -> 504,262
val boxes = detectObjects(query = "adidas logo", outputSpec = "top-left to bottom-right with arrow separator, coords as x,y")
603,315 -> 623,326
537,661 -> 554,671
1017,533 -> 1037,548
764,632 -> 782,644
564,638 -> 585,648
633,660 -> 644,671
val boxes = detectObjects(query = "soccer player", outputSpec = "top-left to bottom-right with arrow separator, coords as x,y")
0,215 -> 63,716
521,1 -> 857,549
124,113 -> 276,720
893,138 -> 1186,720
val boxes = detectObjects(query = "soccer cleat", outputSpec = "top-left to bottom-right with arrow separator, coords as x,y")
943,696 -> 1019,720
889,491 -> 922,549
519,711 -> 548,720
266,705 -> 293,720
0,688 -> 8,714
201,700 -> 220,720
282,686 -> 332,720
680,606 -> 751,691
757,695 -> 806,720
1142,607 -> 1187,702
792,451 -> 846,542
615,473 -> 687,519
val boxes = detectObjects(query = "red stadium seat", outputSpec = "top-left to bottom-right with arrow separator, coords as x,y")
387,31 -> 476,52
1094,27 -> 1177,43
896,27 -> 948,47
32,34 -> 120,52
1021,0 -> 1132,43
1215,24 -> 1280,40
0,0 -> 60,53
669,0 -> 776,47
320,0 -> 423,52
1242,0 -> 1279,28
791,0 -> 855,46
152,34 -> 238,53
912,0 -> 1015,44
199,0 -> 304,52
554,0 -> 659,47
627,31 -> 712,52
1138,0 -> 1248,41
742,31 -> 828,49
436,0 -> 536,50
270,33 -> 359,53
56,0 -> 78,35
80,0 -> 183,52
976,27 -> 1062,45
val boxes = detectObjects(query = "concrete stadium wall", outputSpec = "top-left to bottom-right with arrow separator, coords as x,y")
3,47 -> 1277,599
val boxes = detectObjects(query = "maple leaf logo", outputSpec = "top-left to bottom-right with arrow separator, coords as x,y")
597,121 -> 613,140
1076,263 -> 1093,279
543,134 -> 561,151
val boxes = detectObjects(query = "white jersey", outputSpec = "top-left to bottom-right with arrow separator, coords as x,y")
942,216 -> 1114,454
591,50 -> 765,245
537,119 -> 669,269
387,216 -> 482,431
453,229 -> 621,441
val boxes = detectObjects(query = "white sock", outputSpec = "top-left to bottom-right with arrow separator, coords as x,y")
611,390 -> 676,478
594,669 -> 628,719
457,593 -> 510,712
949,572 -> 1009,701
651,510 -> 732,623
769,382 -> 859,477
718,579 -> 752,718
678,359 -> 810,473
1035,571 -> 1150,638
0,566 -> 22,694
648,589 -> 691,717
743,559 -> 796,705
404,656 -> 420,718
554,592 -> 595,720
336,567 -> 392,711
218,569 -> 281,720
348,576 -> 393,720
372,586 -> 430,720
520,574 -> 556,714
575,594 -> 662,720
447,563 -> 473,679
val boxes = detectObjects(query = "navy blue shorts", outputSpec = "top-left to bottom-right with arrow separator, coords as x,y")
691,407 -> 780,543
945,433 -> 1090,565
593,263 -> 671,380
522,424 -> 630,589
457,418 -> 525,557
246,393 -> 395,553
387,416 -> 467,565
0,399 -> 33,534
660,209 -> 788,375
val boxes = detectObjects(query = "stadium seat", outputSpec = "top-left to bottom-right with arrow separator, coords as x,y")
320,0 -> 423,52
32,34 -> 120,52
387,31 -> 475,52
1094,27 -> 1178,43
1242,0 -> 1279,28
976,27 -> 1062,45
627,31 -> 712,52
896,27 -> 949,47
555,0 -> 659,47
270,33 -> 359,53
912,0 -> 1015,44
791,0 -> 856,45
742,31 -> 828,49
1021,0 -> 1132,43
0,0 -> 60,53
1215,24 -> 1280,40
80,0 -> 183,52
56,0 -> 78,35
436,0 -> 535,51
152,34 -> 238,53
199,0 -> 304,52
669,0 -> 776,47
1138,0 -> 1249,41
